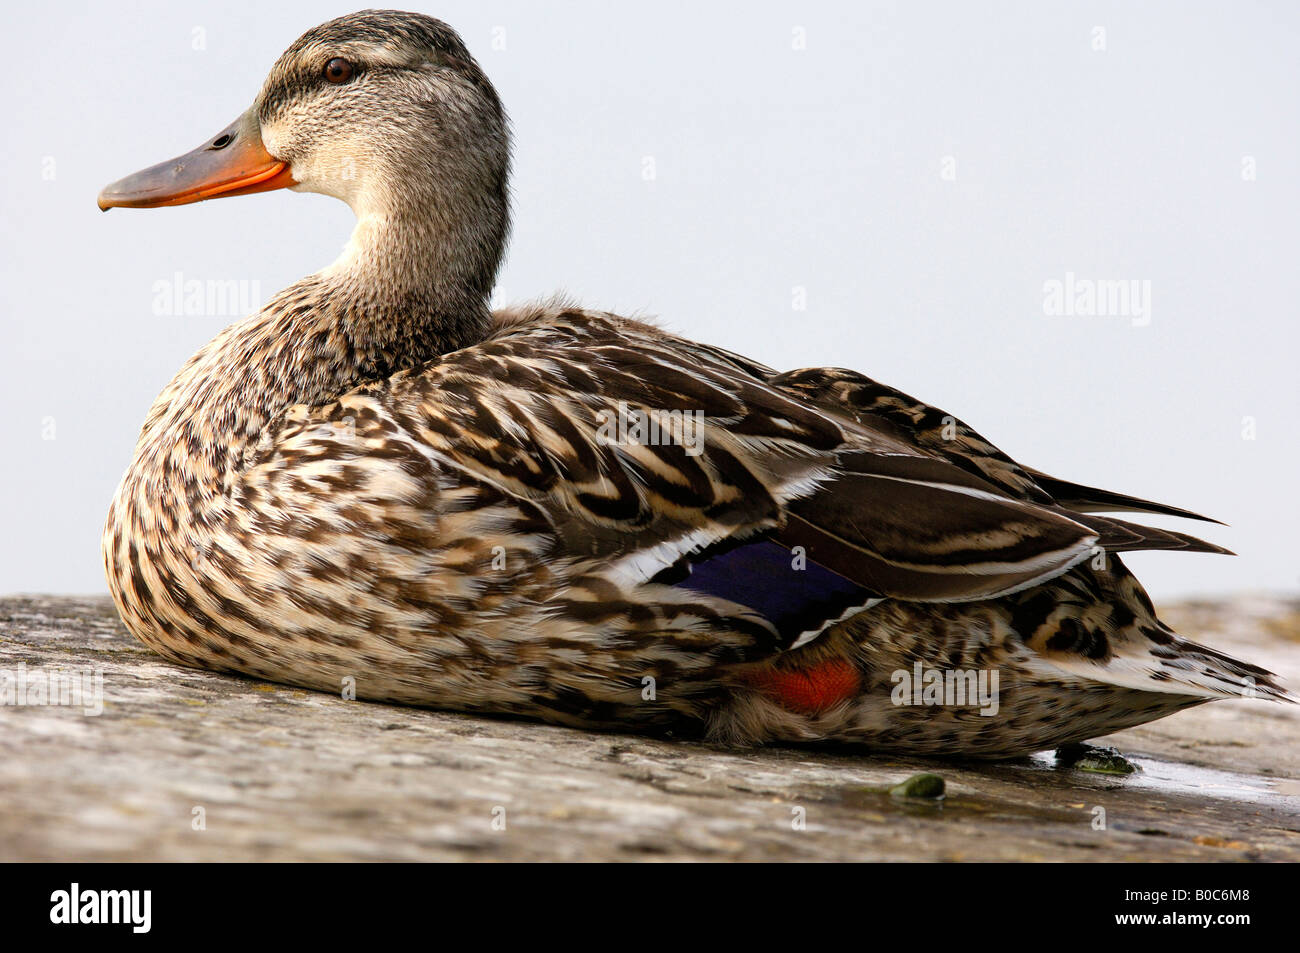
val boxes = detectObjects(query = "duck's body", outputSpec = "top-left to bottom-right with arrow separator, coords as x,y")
100,11 -> 1287,757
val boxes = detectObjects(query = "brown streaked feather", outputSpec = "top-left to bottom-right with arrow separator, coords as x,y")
776,451 -> 1098,602
769,366 -> 1059,505
1022,468 -> 1225,525
769,366 -> 1230,556
1068,512 -> 1234,556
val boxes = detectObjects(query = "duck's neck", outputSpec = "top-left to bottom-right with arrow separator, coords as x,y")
132,206 -> 502,495
323,209 -> 499,355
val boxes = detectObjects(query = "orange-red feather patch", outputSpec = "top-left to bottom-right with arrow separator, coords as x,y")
745,658 -> 861,715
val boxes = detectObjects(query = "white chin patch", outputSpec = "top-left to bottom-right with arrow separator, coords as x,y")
258,121 -> 283,153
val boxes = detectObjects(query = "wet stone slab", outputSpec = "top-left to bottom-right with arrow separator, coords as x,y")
1,594 -> 1298,861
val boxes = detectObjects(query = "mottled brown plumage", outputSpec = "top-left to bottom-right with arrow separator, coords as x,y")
100,10 -> 1288,758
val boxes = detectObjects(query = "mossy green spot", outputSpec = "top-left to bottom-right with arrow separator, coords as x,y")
890,773 -> 945,799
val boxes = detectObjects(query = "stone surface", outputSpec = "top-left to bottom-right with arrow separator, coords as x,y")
1,594 -> 1298,861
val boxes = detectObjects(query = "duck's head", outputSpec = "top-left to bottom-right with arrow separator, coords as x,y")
98,10 -> 510,292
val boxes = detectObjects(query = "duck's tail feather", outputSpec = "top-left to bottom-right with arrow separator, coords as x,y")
1013,555 -> 1293,702
1029,629 -> 1294,701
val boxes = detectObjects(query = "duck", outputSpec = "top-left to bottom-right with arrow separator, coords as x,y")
97,9 -> 1289,758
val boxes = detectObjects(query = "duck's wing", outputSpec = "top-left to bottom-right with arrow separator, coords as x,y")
771,367 -> 1060,504
361,308 -> 1103,645
769,367 -> 1229,548
1019,468 -> 1223,524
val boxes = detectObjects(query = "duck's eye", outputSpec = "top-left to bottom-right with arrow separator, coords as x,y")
323,58 -> 354,84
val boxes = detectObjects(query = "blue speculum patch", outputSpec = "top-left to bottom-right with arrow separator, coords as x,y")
672,539 -> 874,641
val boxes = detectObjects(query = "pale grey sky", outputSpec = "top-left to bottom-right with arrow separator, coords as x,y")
3,0 -> 1297,600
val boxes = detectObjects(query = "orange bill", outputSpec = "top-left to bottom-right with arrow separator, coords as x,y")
98,110 -> 295,210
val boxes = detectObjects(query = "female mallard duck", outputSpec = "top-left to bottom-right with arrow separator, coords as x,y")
98,10 -> 1287,757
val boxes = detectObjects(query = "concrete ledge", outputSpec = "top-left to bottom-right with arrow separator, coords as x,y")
2,594 -> 1298,861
